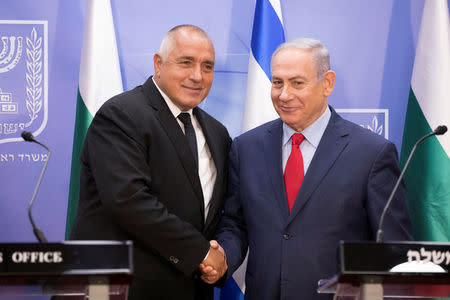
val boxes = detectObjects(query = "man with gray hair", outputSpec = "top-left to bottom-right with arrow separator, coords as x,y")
70,25 -> 230,300
204,38 -> 412,299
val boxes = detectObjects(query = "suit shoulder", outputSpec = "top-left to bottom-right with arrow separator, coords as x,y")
338,116 -> 394,152
195,108 -> 230,137
87,85 -> 154,144
99,86 -> 146,113
235,119 -> 280,142
93,86 -> 159,129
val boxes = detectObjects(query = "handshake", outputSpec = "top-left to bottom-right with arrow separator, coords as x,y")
198,240 -> 227,284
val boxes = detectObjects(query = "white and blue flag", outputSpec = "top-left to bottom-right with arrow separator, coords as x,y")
218,1 -> 285,299
242,0 -> 285,132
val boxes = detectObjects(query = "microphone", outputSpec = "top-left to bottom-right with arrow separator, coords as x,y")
21,131 -> 50,243
376,125 -> 447,242
434,125 -> 448,135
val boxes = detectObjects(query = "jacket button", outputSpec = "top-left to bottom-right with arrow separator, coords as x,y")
169,256 -> 179,264
283,233 -> 290,240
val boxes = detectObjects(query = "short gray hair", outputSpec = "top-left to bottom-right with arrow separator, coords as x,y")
271,38 -> 330,80
159,25 -> 211,61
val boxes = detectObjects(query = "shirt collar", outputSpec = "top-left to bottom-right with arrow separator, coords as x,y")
152,77 -> 193,118
282,106 -> 331,148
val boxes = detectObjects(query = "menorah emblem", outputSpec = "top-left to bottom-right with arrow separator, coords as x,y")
0,36 -> 23,73
0,20 -> 48,145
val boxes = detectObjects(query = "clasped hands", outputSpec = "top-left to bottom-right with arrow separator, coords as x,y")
199,240 -> 227,284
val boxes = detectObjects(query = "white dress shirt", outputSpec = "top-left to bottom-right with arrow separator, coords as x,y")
152,78 -> 217,219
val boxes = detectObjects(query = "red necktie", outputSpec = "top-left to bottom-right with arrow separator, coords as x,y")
284,133 -> 305,213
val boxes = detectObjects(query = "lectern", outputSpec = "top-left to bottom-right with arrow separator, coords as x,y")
318,241 -> 450,299
0,241 -> 132,299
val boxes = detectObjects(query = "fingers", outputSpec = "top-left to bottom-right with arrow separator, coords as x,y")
199,264 -> 217,276
201,273 -> 219,284
210,240 -> 219,249
203,241 -> 225,268
199,240 -> 228,284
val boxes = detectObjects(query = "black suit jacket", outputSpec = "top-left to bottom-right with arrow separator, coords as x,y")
70,77 -> 232,300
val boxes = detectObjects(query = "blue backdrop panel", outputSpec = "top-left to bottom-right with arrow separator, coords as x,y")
0,0 -> 428,247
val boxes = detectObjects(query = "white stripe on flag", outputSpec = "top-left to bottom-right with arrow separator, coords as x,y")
410,0 -> 450,155
269,0 -> 284,25
242,52 -> 279,132
79,0 -> 123,116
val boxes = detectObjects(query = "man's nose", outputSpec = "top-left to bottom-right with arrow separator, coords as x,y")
190,64 -> 202,81
279,85 -> 292,101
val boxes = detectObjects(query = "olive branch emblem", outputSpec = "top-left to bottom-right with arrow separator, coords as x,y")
24,27 -> 42,127
362,116 -> 383,135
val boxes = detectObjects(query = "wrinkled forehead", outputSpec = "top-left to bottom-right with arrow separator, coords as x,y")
271,48 -> 316,74
171,29 -> 215,55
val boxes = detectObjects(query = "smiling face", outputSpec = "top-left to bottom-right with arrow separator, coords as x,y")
271,47 -> 335,132
153,28 -> 215,111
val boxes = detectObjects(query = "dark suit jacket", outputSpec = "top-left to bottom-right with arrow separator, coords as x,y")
70,77 -> 231,300
216,108 -> 412,300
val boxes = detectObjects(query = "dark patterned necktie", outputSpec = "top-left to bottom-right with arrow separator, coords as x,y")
178,113 -> 198,167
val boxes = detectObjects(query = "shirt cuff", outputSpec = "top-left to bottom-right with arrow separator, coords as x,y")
204,249 -> 210,261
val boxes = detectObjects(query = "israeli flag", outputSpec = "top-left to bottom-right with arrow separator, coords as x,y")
217,1 -> 285,299
242,0 -> 285,132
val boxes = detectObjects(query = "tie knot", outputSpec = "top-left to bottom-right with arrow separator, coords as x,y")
178,112 -> 193,128
292,133 -> 305,146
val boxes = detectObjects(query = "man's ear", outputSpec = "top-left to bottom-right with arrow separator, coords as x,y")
154,53 -> 162,77
322,70 -> 336,97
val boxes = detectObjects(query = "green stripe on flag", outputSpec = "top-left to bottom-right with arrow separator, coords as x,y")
400,88 -> 450,241
65,88 -> 93,238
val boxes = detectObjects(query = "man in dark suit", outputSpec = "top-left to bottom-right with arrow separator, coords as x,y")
202,38 -> 412,299
70,25 -> 230,300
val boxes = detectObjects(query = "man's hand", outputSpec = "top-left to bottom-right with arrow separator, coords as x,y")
199,240 -> 227,284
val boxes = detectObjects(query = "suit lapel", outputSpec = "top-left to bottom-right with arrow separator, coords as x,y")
287,110 -> 350,225
143,78 -> 205,221
194,108 -> 223,229
264,119 -> 290,220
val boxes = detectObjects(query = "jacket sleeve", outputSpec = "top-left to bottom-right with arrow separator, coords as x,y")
366,141 -> 413,241
215,138 -> 249,279
83,102 -> 210,275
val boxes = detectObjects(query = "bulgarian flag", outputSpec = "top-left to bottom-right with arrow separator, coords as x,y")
400,0 -> 450,241
65,0 -> 123,238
